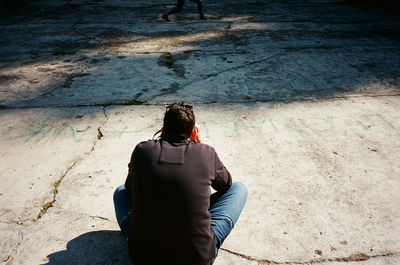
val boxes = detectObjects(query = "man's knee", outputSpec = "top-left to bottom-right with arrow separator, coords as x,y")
113,184 -> 126,202
231,182 -> 248,200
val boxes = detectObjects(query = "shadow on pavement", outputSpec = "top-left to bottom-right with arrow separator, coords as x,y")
43,230 -> 131,265
0,0 -> 399,109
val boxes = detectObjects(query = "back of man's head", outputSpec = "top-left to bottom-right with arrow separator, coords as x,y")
163,102 -> 195,138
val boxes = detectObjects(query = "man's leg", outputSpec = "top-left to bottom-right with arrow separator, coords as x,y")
189,0 -> 206,19
162,0 -> 185,20
209,182 -> 248,257
113,184 -> 132,238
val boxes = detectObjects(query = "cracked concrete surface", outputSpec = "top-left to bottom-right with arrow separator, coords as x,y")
220,247 -> 399,264
1,0 -> 400,264
1,0 -> 400,108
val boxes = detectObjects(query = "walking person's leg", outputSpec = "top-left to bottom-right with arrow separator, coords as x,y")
189,0 -> 206,19
209,182 -> 248,264
113,184 -> 132,238
162,0 -> 185,21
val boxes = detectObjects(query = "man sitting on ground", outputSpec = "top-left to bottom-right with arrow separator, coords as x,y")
113,102 -> 247,265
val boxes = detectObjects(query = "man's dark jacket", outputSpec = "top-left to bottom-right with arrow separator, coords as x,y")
125,136 -> 232,265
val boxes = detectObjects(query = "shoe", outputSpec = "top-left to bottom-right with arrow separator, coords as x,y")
199,14 -> 207,20
162,13 -> 170,21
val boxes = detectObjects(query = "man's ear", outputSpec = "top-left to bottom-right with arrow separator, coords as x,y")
161,127 -> 164,135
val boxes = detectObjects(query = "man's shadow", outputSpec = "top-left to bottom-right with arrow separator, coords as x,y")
43,230 -> 131,265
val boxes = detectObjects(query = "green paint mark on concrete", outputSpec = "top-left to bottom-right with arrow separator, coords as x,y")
347,115 -> 369,130
1,113 -> 397,144
5,125 -> 47,142
103,127 -> 142,138
377,114 -> 395,129
234,120 -> 266,133
269,119 -> 279,133
24,125 -> 47,142
2,125 -> 14,136
40,125 -> 55,141
208,120 -> 240,137
53,124 -> 92,142
300,117 -> 334,132
287,118 -> 304,133
118,126 -> 128,139
199,122 -> 210,139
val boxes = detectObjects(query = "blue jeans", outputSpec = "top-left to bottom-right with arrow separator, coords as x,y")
113,182 -> 248,264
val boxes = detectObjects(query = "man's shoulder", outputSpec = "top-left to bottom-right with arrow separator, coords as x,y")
191,141 -> 215,154
135,139 -> 159,149
131,140 -> 161,160
135,139 -> 216,153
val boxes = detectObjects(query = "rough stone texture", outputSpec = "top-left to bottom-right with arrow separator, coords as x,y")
0,0 -> 399,265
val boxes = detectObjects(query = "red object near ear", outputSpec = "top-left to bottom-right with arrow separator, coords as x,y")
161,127 -> 164,134
190,127 -> 198,141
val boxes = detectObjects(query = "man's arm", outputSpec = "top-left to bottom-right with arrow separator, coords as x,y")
197,127 -> 232,192
124,162 -> 133,195
124,146 -> 138,196
211,151 -> 232,192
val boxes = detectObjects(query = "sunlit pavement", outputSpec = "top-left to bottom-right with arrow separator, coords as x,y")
1,1 -> 400,264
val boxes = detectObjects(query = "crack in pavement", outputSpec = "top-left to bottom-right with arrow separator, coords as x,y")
33,160 -> 78,222
149,50 -> 399,103
87,215 -> 110,221
2,228 -> 23,265
1,93 -> 400,110
1,106 -> 111,265
148,52 -> 284,102
1,99 -> 399,263
220,247 -> 400,264
201,53 -> 283,80
33,106 -> 109,222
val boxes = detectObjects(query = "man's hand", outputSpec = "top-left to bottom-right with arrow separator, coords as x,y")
195,125 -> 202,144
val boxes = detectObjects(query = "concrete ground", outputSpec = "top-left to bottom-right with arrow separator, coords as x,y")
1,0 -> 400,264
